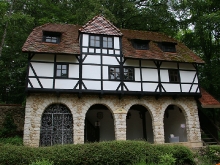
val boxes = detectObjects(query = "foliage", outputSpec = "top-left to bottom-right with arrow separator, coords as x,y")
29,159 -> 53,165
0,136 -> 23,146
198,146 -> 220,164
0,141 -> 196,165
158,153 -> 176,165
0,113 -> 17,137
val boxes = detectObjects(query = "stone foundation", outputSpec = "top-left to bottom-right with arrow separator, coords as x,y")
23,93 -> 202,147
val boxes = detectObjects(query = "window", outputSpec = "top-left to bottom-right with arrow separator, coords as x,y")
168,69 -> 180,83
109,67 -> 134,81
132,39 -> 149,50
159,42 -> 176,52
109,67 -> 120,80
103,37 -> 113,48
43,31 -> 61,44
56,64 -> 68,78
124,68 -> 134,80
90,36 -> 100,47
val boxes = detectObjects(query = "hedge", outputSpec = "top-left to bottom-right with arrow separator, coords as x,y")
0,140 -> 196,165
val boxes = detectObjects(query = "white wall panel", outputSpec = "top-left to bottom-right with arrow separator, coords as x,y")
89,48 -> 94,53
124,82 -> 141,91
179,63 -> 195,70
82,34 -> 89,46
82,48 -> 87,52
69,64 -> 79,78
181,84 -> 191,92
141,60 -> 156,68
180,71 -> 196,83
162,84 -> 180,92
191,84 -> 198,92
103,66 -> 109,79
135,68 -> 141,81
31,62 -> 54,77
82,65 -> 101,79
55,79 -> 78,89
143,83 -> 158,92
96,49 -> 101,53
160,70 -> 169,82
31,54 -> 54,62
114,37 -> 120,49
115,50 -> 120,54
142,68 -> 158,81
102,49 -> 107,54
28,68 -> 34,76
83,80 -> 101,90
83,55 -> 100,64
29,78 -> 41,88
161,62 -> 177,69
124,59 -> 139,66
39,78 -> 53,88
103,81 -> 120,90
109,50 -> 114,54
103,56 -> 119,65
57,55 -> 78,63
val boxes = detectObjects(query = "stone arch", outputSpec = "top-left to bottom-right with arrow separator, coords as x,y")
126,104 -> 154,142
163,103 -> 188,143
40,103 -> 73,146
84,103 -> 115,142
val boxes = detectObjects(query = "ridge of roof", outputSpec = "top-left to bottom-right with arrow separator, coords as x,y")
79,15 -> 122,36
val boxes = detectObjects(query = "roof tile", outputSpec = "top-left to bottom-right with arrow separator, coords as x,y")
199,88 -> 220,108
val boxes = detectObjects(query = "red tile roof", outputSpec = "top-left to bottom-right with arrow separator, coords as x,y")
199,88 -> 220,108
79,15 -> 122,36
22,23 -> 81,54
22,16 -> 204,63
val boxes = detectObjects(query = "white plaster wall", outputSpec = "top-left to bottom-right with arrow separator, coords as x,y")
31,54 -> 54,62
124,59 -> 139,67
86,109 -> 115,141
69,64 -> 79,78
142,68 -> 158,81
39,79 -> 53,88
29,78 -> 41,88
135,68 -> 141,81
180,71 -> 197,83
161,62 -> 177,69
160,70 -> 169,82
114,37 -> 120,49
179,63 -> 196,70
31,62 -> 54,77
164,106 -> 187,143
83,80 -> 101,90
143,83 -> 158,92
83,55 -> 100,64
141,60 -> 156,68
82,65 -> 101,79
162,84 -> 180,92
82,34 -> 89,47
55,79 -> 78,89
102,56 -> 119,65
57,55 -> 78,63
103,81 -> 120,90
124,82 -> 141,91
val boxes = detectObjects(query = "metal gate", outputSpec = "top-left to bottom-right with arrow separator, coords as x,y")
40,104 -> 73,146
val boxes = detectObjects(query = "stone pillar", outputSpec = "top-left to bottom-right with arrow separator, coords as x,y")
114,109 -> 127,140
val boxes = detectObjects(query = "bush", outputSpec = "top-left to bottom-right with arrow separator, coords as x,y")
0,141 -> 196,165
197,145 -> 220,164
0,136 -> 23,146
0,113 -> 17,138
29,159 -> 53,165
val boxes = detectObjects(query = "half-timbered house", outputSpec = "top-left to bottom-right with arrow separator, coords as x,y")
22,15 -> 209,147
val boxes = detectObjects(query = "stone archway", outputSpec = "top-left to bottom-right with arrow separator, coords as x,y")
40,104 -> 73,146
163,104 -> 187,143
85,104 -> 115,142
126,104 -> 153,142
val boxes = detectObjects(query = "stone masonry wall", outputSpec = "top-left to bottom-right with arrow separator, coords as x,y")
24,93 -> 202,147
0,105 -> 25,133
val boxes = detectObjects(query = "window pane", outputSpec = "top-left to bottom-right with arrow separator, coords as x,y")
56,70 -> 61,76
95,41 -> 100,47
103,41 -> 107,47
62,65 -> 67,69
57,65 -> 61,69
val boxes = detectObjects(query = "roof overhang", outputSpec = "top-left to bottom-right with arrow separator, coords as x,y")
199,88 -> 220,108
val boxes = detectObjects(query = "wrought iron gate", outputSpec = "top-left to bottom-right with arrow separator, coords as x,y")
40,104 -> 73,146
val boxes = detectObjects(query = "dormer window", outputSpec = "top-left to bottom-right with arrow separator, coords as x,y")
90,35 -> 100,47
43,31 -> 61,44
132,39 -> 149,50
159,42 -> 176,52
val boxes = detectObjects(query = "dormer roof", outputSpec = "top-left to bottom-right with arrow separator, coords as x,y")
79,15 -> 122,36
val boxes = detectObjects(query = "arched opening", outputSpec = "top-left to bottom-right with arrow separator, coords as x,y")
84,104 -> 115,142
164,104 -> 187,143
126,104 -> 153,142
40,104 -> 73,146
